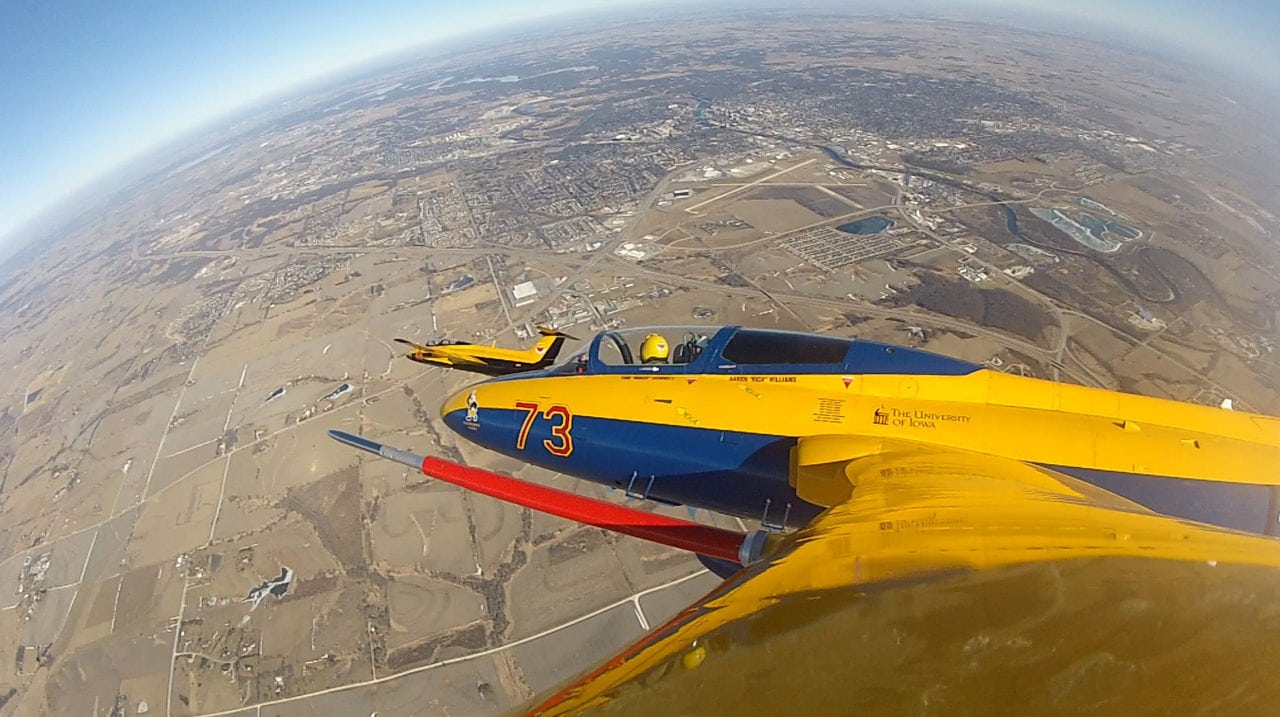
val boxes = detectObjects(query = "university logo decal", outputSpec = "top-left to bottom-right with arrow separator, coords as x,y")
872,407 -> 890,426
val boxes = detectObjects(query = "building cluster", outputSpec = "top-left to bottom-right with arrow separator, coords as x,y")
167,255 -> 353,357
782,227 -> 904,271
13,553 -> 50,623
125,40 -> 1198,276
697,65 -> 1189,196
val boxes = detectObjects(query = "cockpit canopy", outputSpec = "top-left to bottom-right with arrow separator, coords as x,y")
548,325 -> 711,375
547,325 -> 979,377
595,326 -> 715,366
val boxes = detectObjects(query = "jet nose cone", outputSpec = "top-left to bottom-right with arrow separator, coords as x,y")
441,385 -> 479,436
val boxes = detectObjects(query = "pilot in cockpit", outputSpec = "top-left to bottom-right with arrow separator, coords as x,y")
640,333 -> 670,364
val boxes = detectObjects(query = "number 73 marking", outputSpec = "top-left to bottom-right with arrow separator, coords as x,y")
515,402 -> 574,457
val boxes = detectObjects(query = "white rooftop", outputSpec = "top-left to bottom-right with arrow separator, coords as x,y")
512,281 -> 538,300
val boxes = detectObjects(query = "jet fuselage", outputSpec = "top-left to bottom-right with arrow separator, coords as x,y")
440,326 -> 1280,534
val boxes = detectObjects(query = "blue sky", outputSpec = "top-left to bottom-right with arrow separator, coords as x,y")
0,0 -> 1276,247
0,0 -> 636,244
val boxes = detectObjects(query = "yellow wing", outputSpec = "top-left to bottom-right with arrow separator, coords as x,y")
526,441 -> 1280,715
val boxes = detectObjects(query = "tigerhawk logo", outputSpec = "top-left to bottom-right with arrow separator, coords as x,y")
465,390 -> 480,425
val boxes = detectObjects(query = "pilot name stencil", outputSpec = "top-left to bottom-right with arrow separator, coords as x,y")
875,406 -> 970,429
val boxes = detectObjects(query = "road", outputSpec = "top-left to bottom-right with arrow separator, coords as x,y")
126,118 -> 1252,406
166,574 -> 192,717
0,362 -> 456,605
601,255 -> 1097,386
124,192 -> 1197,399
190,569 -> 711,717
1060,309 -> 1251,409
126,221 -> 1096,388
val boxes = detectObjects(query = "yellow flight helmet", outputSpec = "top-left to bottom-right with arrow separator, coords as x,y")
640,333 -> 670,363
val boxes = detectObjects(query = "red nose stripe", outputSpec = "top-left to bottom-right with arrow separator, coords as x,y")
420,456 -> 746,563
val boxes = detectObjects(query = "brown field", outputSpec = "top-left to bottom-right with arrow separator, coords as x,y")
0,11 -> 1276,715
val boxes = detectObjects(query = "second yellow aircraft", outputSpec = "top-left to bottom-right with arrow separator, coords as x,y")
395,326 -> 576,376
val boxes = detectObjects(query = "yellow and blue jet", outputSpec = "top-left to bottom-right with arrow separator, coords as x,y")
332,325 -> 1280,714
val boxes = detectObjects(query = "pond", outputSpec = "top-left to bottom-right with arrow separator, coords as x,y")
836,215 -> 894,235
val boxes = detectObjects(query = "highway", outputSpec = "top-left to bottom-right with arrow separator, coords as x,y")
600,255 -> 1098,387
10,160 -> 1255,714
130,228 -> 1099,388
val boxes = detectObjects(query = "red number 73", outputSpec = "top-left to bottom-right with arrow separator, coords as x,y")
514,402 -> 574,457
